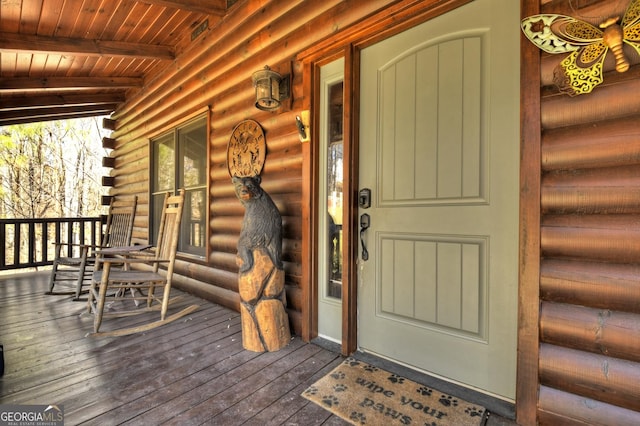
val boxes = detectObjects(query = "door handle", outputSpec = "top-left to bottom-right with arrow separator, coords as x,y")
360,213 -> 370,261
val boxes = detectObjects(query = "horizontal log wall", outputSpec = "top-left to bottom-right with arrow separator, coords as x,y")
535,0 -> 640,424
104,0 -> 398,337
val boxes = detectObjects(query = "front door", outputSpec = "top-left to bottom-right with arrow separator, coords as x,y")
358,0 -> 519,399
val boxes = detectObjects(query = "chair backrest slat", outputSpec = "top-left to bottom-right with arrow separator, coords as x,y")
102,196 -> 137,249
154,190 -> 185,275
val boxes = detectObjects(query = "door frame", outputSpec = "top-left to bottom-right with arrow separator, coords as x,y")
304,47 -> 359,356
298,0 -> 476,357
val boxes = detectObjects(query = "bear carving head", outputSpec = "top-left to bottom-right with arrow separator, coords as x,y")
233,176 -> 263,204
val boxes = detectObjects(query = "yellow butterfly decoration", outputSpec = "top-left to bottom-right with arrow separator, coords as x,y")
521,0 -> 640,95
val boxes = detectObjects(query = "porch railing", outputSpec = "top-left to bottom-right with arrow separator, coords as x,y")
0,217 -> 101,271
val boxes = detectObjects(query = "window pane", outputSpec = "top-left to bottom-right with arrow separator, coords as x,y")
181,188 -> 206,255
154,134 -> 175,191
180,122 -> 207,188
151,193 -> 166,245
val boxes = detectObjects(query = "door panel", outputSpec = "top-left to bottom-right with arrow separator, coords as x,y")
358,0 -> 519,399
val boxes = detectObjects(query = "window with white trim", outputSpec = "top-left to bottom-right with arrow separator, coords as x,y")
150,116 -> 207,256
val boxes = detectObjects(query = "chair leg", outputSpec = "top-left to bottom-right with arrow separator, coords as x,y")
74,247 -> 90,300
147,282 -> 156,308
47,261 -> 59,294
46,245 -> 62,294
86,277 -> 95,314
160,282 -> 171,321
93,262 -> 112,333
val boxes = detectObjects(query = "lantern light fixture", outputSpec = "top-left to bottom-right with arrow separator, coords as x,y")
251,65 -> 290,111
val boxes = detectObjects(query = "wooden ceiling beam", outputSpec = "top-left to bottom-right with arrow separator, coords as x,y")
0,32 -> 175,60
0,77 -> 142,92
137,0 -> 227,16
0,93 -> 126,110
0,104 -> 119,121
0,109 -> 115,126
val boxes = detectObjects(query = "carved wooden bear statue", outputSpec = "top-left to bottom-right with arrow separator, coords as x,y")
233,175 -> 283,273
233,175 -> 290,352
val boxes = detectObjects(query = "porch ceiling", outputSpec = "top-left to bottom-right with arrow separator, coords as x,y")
0,0 -> 233,127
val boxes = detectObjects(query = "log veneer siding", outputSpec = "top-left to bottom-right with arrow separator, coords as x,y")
104,0 -> 403,338
528,0 -> 640,424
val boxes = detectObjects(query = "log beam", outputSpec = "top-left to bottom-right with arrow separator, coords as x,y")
137,0 -> 227,16
0,77 -> 142,92
0,32 -> 175,60
540,302 -> 640,362
539,386 -> 640,426
0,104 -> 117,122
539,343 -> 640,411
0,108 -> 117,126
0,93 -> 125,110
541,259 -> 640,315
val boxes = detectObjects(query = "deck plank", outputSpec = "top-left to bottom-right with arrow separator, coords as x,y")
2,303 -> 229,397
206,347 -> 342,425
142,339 -> 316,425
239,354 -> 346,426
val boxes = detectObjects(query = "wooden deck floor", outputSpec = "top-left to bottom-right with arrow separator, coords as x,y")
0,271 -> 350,425
0,271 -> 517,425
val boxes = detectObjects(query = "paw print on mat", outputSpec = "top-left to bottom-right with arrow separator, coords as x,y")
333,383 -> 348,393
349,411 -> 367,425
303,386 -> 318,396
344,358 -> 361,367
363,364 -> 379,373
416,385 -> 433,396
386,373 -> 404,384
465,406 -> 485,418
330,371 -> 346,380
322,395 -> 339,408
439,395 -> 458,407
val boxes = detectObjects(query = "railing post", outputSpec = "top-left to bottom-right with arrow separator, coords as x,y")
0,222 -> 5,269
28,222 -> 35,265
41,221 -> 49,263
55,221 -> 61,261
66,221 -> 73,258
14,223 -> 20,267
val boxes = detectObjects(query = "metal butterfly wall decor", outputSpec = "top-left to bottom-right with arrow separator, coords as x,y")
521,0 -> 640,95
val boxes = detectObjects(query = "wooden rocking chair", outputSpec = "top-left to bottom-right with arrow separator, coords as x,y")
46,196 -> 137,300
86,189 -> 198,337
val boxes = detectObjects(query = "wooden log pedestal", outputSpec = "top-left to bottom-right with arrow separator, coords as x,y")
238,248 -> 291,352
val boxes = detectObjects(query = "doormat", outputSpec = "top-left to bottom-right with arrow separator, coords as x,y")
302,357 -> 487,425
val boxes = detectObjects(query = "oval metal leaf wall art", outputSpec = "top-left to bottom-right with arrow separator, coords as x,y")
227,119 -> 266,177
521,0 -> 640,95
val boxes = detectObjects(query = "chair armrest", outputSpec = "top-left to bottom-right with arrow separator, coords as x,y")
96,244 -> 153,256
52,241 -> 96,248
100,257 -> 170,266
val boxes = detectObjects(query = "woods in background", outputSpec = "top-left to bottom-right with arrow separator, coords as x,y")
0,117 -> 108,219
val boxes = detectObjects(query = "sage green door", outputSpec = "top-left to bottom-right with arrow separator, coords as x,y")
358,0 -> 519,399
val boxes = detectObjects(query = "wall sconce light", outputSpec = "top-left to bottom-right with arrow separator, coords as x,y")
251,66 -> 290,111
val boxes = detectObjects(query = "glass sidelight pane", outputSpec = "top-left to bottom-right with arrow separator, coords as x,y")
327,81 -> 344,299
